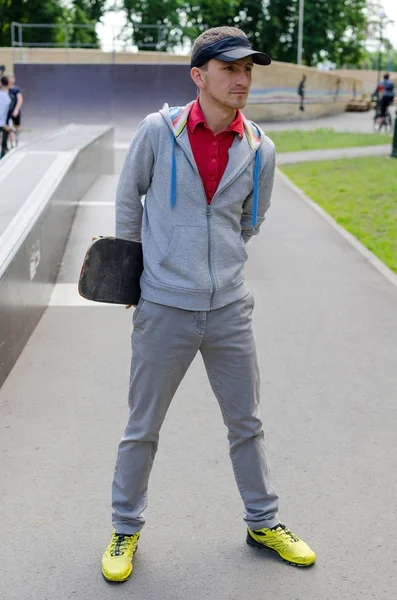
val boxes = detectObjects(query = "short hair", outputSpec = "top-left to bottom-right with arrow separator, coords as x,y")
191,26 -> 248,68
384,73 -> 390,80
1,75 -> 9,86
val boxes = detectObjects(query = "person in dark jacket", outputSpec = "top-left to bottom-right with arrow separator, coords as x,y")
298,74 -> 306,111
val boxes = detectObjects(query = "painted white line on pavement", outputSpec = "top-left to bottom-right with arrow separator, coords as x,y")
276,168 -> 397,290
0,151 -> 27,183
49,283 -> 120,307
78,201 -> 115,206
114,143 -> 130,150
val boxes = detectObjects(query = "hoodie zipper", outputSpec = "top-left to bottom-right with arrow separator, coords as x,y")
206,205 -> 216,307
169,126 -> 257,309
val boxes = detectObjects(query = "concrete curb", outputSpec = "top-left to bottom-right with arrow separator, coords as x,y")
276,167 -> 397,290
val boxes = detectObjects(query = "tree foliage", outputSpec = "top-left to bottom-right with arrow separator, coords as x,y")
261,0 -> 368,67
0,0 -> 107,48
67,1 -> 107,47
121,0 -> 185,51
119,0 -> 371,65
0,0 -> 66,47
0,0 -> 389,67
362,48 -> 397,72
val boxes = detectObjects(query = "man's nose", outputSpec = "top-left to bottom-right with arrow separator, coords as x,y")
235,71 -> 249,87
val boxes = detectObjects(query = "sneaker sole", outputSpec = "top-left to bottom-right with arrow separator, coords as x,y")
102,564 -> 132,583
246,534 -> 315,568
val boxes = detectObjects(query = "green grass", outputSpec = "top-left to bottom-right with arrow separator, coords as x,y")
280,157 -> 397,274
267,128 -> 390,153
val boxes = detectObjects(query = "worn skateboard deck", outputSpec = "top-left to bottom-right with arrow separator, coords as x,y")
78,237 -> 143,305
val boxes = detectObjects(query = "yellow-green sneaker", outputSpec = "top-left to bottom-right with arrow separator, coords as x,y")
247,523 -> 316,567
101,531 -> 140,582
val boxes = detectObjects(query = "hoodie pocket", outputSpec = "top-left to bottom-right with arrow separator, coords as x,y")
159,226 -> 211,290
212,226 -> 248,290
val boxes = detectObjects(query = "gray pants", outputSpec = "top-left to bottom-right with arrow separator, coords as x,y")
112,294 -> 279,534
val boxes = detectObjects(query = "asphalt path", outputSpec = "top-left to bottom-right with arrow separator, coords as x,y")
1,146 -> 397,598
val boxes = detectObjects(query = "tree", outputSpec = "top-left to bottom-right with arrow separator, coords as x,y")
0,0 -> 66,47
236,0 -> 268,50
260,0 -> 297,63
121,0 -> 185,51
262,0 -> 368,67
183,0 -> 268,50
362,45 -> 397,72
120,0 -> 252,52
67,1 -> 108,47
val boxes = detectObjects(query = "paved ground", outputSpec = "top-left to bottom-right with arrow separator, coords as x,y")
1,137 -> 397,598
277,143 -> 392,165
259,109 -> 390,134
16,107 -> 392,149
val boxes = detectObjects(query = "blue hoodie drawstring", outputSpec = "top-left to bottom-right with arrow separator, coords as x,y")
252,150 -> 261,231
170,132 -> 177,209
171,130 -> 260,232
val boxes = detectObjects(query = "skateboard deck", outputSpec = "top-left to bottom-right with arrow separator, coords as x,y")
78,236 -> 143,305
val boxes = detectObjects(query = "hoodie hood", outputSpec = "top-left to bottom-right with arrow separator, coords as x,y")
159,102 -> 263,228
160,102 -> 263,151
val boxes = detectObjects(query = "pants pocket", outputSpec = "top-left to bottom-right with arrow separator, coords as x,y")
132,298 -> 146,325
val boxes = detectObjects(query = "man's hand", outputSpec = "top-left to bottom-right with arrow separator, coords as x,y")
12,110 -> 19,118
125,305 -> 137,309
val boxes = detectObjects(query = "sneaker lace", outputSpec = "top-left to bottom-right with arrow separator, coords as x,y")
110,534 -> 134,557
274,524 -> 299,543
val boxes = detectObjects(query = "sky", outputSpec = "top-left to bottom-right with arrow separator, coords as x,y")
382,0 -> 397,46
97,0 -> 397,54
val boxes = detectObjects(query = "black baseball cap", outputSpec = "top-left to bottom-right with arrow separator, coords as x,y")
191,36 -> 271,69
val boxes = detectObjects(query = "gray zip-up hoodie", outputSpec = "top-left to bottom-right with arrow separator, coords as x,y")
116,101 -> 276,311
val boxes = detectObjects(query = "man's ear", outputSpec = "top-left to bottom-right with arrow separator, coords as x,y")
191,67 -> 206,90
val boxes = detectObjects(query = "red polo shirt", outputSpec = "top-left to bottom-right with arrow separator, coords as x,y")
187,99 -> 245,204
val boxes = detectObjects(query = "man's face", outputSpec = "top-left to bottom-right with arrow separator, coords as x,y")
8,75 -> 15,87
198,57 -> 254,110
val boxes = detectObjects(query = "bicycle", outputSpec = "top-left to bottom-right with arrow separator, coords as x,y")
373,99 -> 393,134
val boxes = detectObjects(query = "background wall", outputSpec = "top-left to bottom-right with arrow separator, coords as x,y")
13,63 -> 196,132
2,47 -> 363,123
333,68 -> 397,95
247,62 -> 360,121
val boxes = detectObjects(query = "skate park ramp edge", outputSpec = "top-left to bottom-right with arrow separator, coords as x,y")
0,124 -> 114,388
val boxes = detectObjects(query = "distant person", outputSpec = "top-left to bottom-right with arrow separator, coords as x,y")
334,77 -> 341,102
298,74 -> 306,111
101,25 -> 316,585
0,76 -> 11,159
375,73 -> 395,122
7,74 -> 23,147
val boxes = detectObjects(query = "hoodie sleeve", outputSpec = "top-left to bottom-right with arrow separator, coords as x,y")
240,138 -> 276,244
115,117 -> 155,242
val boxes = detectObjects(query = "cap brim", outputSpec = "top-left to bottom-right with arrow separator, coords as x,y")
215,48 -> 271,66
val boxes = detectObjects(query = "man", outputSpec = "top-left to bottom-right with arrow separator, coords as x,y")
377,73 -> 395,121
102,26 -> 316,583
0,76 -> 11,159
298,74 -> 306,111
7,74 -> 23,147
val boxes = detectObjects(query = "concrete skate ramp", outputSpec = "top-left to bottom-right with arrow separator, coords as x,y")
14,63 -> 196,132
0,125 -> 113,388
